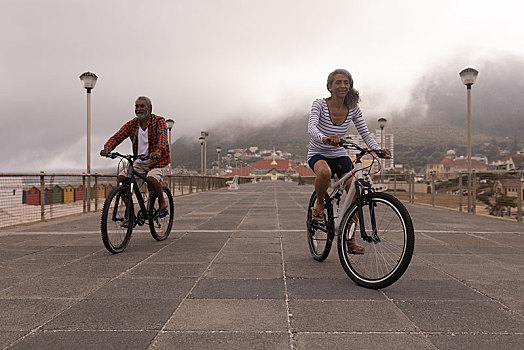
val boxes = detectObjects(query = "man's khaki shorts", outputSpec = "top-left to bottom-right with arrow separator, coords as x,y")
120,160 -> 168,190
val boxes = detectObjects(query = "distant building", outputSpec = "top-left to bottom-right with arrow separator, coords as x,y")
425,157 -> 487,180
493,179 -> 524,198
226,153 -> 315,181
494,153 -> 524,171
346,130 -> 394,171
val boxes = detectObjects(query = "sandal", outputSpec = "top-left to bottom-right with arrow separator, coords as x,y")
311,207 -> 324,222
348,242 -> 365,255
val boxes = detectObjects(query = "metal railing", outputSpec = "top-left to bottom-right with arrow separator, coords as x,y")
0,173 -> 229,229
373,171 -> 523,223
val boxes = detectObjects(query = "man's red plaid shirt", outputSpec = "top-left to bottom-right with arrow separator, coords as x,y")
103,114 -> 170,169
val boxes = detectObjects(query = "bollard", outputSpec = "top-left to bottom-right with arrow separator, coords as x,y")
94,174 -> 98,212
472,172 -> 476,214
431,179 -> 435,207
393,175 -> 397,196
40,172 -> 45,221
82,175 -> 86,213
517,176 -> 522,223
458,175 -> 463,212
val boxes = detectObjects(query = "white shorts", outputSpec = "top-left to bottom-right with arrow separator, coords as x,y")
120,160 -> 168,189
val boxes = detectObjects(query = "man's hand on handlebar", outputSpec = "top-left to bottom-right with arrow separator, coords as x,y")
150,151 -> 161,159
100,149 -> 109,157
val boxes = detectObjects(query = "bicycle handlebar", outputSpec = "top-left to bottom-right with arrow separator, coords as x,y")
327,139 -> 390,159
102,152 -> 150,161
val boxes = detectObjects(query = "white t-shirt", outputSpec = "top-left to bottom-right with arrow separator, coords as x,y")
137,127 -> 148,162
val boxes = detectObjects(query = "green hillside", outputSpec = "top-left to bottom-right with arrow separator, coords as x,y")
171,115 -> 520,172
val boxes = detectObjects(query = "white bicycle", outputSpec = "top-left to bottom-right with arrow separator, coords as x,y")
306,140 -> 414,289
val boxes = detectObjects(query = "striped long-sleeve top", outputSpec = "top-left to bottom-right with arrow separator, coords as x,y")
307,98 -> 379,160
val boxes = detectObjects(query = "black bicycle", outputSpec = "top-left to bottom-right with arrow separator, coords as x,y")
307,141 -> 414,289
100,152 -> 174,253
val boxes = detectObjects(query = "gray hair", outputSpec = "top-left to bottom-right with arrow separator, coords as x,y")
326,69 -> 360,108
135,96 -> 153,111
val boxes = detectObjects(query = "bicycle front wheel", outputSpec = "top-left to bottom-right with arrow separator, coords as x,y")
100,186 -> 134,253
337,192 -> 414,289
307,191 -> 333,261
148,187 -> 174,241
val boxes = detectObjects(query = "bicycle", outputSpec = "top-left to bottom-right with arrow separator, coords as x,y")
100,152 -> 174,253
306,140 -> 414,289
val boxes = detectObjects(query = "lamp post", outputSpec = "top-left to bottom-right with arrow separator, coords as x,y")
166,119 -> 175,147
378,118 -> 387,181
378,118 -> 387,149
200,131 -> 209,175
216,146 -> 222,173
199,136 -> 205,175
165,118 -> 174,189
459,67 -> 479,213
79,72 -> 98,212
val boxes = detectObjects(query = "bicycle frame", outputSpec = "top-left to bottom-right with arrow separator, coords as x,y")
325,152 -> 375,242
122,159 -> 152,224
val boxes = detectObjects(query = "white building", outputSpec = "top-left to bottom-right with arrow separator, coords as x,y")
346,130 -> 394,171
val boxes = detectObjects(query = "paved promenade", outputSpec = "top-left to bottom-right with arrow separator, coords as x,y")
0,181 -> 523,349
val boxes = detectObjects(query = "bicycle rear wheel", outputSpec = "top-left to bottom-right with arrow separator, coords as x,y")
337,192 -> 414,289
307,191 -> 333,261
148,187 -> 174,241
101,186 -> 134,253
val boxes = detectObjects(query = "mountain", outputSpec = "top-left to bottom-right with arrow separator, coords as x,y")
171,114 -> 521,173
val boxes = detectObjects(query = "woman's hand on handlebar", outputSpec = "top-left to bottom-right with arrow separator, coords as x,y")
376,148 -> 392,159
322,135 -> 341,146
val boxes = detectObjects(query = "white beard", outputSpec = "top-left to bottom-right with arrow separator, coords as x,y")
136,111 -> 148,120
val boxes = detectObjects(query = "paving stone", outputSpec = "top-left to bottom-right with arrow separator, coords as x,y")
42,261 -> 135,278
0,276 -> 109,299
289,300 -> 417,332
0,331 -> 26,349
382,279 -> 488,301
43,299 -> 181,331
126,262 -> 207,278
286,278 -> 385,300
214,251 -> 282,265
151,331 -> 290,350
87,277 -> 195,299
8,330 -> 157,350
0,299 -> 72,331
147,251 -> 217,263
205,263 -> 283,279
190,279 -> 284,299
295,333 -> 436,350
395,300 -> 524,333
165,299 -> 288,331
427,333 -> 524,350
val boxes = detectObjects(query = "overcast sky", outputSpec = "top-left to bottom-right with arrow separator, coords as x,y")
2,0 -> 523,172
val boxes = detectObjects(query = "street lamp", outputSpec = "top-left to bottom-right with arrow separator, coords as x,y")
378,118 -> 387,149
199,136 -> 205,175
216,146 -> 222,172
378,118 -> 387,181
200,131 -> 209,175
165,118 -> 174,188
166,119 -> 175,159
459,67 -> 479,213
79,71 -> 98,212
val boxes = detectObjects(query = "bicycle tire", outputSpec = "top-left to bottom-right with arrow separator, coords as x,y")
337,192 -> 414,289
100,186 -> 134,254
307,191 -> 334,261
148,187 -> 174,241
